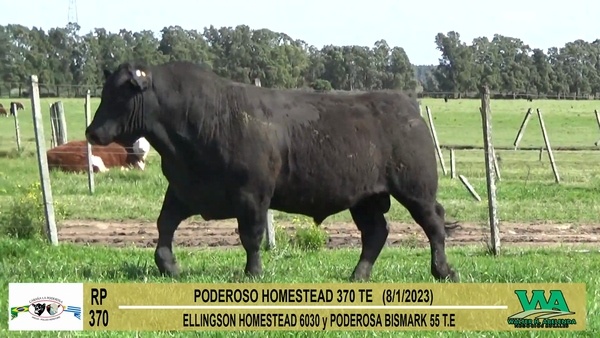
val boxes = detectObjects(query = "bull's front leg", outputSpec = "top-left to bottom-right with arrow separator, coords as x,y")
235,191 -> 269,277
155,186 -> 191,277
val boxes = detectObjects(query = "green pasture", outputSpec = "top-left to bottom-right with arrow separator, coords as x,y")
0,97 -> 599,224
0,97 -> 599,337
0,239 -> 598,337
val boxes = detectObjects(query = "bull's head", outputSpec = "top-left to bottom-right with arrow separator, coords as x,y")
85,62 -> 154,146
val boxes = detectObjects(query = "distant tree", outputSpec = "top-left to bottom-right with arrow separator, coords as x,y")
0,23 -> 599,99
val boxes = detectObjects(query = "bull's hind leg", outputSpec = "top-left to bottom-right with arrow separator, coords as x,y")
393,193 -> 458,282
155,186 -> 191,277
349,194 -> 391,281
235,192 -> 270,277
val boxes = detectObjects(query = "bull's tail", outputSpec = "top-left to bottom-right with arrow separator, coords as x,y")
444,220 -> 461,237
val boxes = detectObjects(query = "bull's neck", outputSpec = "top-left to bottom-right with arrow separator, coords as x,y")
144,90 -> 230,162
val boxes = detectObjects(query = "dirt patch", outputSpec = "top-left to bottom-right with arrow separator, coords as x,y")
58,219 -> 600,249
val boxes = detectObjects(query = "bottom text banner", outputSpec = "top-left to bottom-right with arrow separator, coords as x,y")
9,283 -> 586,331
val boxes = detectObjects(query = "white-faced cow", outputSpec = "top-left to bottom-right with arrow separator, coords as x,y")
47,138 -> 150,173
85,61 -> 460,282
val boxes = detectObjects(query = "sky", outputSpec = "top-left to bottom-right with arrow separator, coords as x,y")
2,0 -> 599,65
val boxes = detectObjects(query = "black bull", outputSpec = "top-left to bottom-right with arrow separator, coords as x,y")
85,61 -> 460,282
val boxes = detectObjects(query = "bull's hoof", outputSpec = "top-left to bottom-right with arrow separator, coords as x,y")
155,247 -> 180,277
446,269 -> 459,282
433,265 -> 459,283
350,273 -> 371,282
244,266 -> 263,278
158,264 -> 181,277
350,264 -> 372,281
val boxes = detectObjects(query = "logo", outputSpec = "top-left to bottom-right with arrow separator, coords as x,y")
9,283 -> 84,331
11,296 -> 81,322
507,290 -> 576,329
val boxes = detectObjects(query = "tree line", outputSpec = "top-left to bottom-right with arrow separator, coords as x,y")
0,24 -> 598,99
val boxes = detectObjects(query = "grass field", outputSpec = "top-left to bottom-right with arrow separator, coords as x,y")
0,97 -> 599,223
0,96 -> 599,337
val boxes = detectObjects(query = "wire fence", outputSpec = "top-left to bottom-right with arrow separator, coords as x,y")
2,81 -> 600,101
2,78 -> 599,252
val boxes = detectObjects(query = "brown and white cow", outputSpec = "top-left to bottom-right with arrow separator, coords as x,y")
46,138 -> 151,173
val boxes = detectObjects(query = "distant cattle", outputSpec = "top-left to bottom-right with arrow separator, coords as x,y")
11,102 -> 25,112
46,138 -> 150,173
86,61 -> 460,282
0,102 -> 24,116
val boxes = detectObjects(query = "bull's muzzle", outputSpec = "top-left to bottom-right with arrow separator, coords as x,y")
85,128 -> 100,145
85,126 -> 111,146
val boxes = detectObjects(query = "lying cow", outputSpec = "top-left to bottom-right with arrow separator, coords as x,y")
86,61 -> 460,283
47,138 -> 150,173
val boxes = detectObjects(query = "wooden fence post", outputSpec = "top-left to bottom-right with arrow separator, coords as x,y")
85,90 -> 95,194
450,148 -> 456,179
492,147 -> 501,182
536,109 -> 560,183
458,175 -> 481,201
49,103 -> 57,148
50,101 -> 68,146
480,85 -> 500,256
425,106 -> 447,175
30,75 -> 58,245
513,108 -> 532,150
56,101 -> 68,145
10,103 -> 21,152
594,110 -> 600,146
254,77 -> 275,250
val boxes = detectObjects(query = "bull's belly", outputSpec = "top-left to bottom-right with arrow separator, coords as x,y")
169,181 -> 237,221
269,176 -> 387,220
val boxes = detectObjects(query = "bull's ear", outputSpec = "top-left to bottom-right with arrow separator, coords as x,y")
129,68 -> 151,91
103,69 -> 112,80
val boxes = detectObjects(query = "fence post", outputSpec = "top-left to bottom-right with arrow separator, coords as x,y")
594,110 -> 600,146
536,109 -> 560,183
49,103 -> 57,148
254,77 -> 275,250
425,106 -> 447,175
30,75 -> 58,245
480,85 -> 500,256
492,147 -> 501,182
458,175 -> 481,201
55,101 -> 68,145
450,148 -> 456,179
513,108 -> 532,150
10,103 -> 21,152
85,90 -> 95,194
